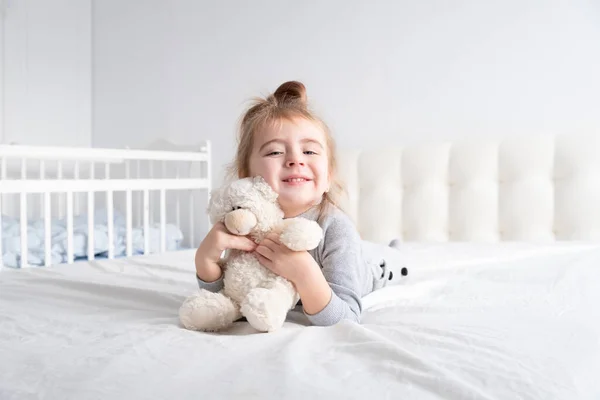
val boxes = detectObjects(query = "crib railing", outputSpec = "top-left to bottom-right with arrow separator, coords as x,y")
0,142 -> 211,268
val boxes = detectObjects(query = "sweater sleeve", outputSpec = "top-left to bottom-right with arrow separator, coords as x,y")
304,214 -> 366,326
196,273 -> 224,292
196,250 -> 229,292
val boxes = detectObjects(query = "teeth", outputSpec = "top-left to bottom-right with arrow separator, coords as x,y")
285,178 -> 307,182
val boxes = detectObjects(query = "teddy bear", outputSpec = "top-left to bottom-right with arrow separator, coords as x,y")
179,176 -> 324,333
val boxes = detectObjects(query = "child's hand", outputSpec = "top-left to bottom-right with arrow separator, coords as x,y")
199,222 -> 257,261
195,222 -> 257,282
254,233 -> 321,285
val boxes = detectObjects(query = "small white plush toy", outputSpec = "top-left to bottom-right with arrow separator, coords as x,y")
179,176 -> 323,333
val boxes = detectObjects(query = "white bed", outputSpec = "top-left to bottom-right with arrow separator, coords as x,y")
1,135 -> 600,400
1,243 -> 599,399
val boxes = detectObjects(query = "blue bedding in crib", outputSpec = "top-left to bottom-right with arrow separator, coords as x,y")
1,209 -> 184,268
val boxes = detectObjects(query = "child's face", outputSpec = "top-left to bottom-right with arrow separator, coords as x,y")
249,117 -> 330,218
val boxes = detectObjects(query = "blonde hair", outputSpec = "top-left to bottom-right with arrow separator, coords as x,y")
229,80 -> 345,220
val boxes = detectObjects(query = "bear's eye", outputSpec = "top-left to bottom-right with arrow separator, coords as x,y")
232,206 -> 242,211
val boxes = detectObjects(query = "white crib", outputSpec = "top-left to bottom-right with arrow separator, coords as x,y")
0,142 -> 211,268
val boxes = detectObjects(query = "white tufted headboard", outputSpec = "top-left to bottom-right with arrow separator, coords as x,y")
336,135 -> 600,244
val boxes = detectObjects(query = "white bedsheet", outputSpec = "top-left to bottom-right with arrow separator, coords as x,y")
1,242 -> 599,400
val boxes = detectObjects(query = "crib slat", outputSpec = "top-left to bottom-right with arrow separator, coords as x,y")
20,159 -> 28,268
107,193 -> 114,259
106,163 -> 114,259
160,189 -> 166,252
64,159 -> 76,264
126,190 -> 132,257
38,161 -> 44,221
88,162 -> 95,261
66,191 -> 74,263
57,161 -> 63,218
136,160 -> 141,227
20,194 -> 28,268
149,162 -> 154,225
40,161 -> 52,267
143,189 -> 149,255
44,191 -> 51,267
74,161 -> 80,215
125,161 -> 132,257
161,161 -> 167,252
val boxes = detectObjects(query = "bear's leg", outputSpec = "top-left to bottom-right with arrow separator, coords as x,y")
179,289 -> 241,332
240,277 -> 298,332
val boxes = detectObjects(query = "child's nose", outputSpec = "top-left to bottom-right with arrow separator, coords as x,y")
286,160 -> 305,167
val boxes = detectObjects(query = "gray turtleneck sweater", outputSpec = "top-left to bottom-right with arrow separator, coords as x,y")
196,205 -> 400,326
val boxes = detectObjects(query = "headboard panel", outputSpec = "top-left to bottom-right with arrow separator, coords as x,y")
337,135 -> 600,244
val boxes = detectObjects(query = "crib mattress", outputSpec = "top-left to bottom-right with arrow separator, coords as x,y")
1,243 -> 599,400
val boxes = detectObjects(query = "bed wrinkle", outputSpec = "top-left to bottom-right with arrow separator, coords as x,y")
84,327 -> 297,398
3,270 -> 185,299
366,322 -> 521,363
315,322 -> 498,400
84,256 -> 195,276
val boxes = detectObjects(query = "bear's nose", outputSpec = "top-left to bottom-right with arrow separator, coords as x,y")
224,209 -> 257,236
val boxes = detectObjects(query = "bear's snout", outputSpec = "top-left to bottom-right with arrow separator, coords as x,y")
224,209 -> 257,236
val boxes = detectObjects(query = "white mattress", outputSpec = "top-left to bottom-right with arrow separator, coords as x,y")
1,242 -> 600,400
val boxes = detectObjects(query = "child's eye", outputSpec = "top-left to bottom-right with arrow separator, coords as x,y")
266,151 -> 283,156
304,151 -> 317,155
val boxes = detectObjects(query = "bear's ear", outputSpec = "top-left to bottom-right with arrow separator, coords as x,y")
206,185 -> 228,224
252,176 -> 278,203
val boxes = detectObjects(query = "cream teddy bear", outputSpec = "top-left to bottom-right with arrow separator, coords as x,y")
179,176 -> 323,333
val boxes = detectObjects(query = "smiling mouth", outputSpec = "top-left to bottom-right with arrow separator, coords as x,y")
282,178 -> 311,183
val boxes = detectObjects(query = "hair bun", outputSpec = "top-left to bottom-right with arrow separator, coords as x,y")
273,81 -> 307,106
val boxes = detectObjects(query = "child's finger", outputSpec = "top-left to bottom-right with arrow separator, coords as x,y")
229,236 -> 257,251
265,232 -> 281,244
255,244 -> 274,260
255,253 -> 273,270
259,235 -> 282,250
260,238 -> 279,252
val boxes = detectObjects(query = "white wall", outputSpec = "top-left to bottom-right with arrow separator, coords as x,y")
2,0 -> 91,147
0,3 -> 4,143
92,0 -> 600,187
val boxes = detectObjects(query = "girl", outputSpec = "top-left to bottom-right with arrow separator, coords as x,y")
194,81 -> 407,326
